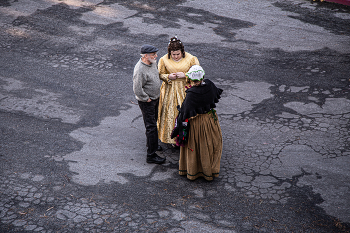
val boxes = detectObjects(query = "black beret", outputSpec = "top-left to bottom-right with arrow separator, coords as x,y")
141,44 -> 159,54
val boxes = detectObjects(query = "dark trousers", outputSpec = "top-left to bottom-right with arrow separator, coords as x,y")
138,99 -> 159,155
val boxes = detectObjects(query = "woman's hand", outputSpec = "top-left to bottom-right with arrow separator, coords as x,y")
176,72 -> 186,79
169,73 -> 177,80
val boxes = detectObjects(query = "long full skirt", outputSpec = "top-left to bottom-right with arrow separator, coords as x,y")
157,79 -> 187,144
179,112 -> 223,181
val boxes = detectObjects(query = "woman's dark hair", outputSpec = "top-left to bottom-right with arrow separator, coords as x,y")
167,36 -> 185,59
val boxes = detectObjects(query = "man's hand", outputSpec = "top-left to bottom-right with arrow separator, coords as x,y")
147,98 -> 152,102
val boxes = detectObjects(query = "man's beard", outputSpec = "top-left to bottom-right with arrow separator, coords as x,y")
148,58 -> 156,64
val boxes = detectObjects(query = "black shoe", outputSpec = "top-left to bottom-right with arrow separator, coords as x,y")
146,145 -> 163,151
147,153 -> 166,164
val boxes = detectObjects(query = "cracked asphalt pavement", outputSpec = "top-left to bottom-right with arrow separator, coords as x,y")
0,0 -> 349,232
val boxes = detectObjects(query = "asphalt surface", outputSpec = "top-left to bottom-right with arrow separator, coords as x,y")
0,0 -> 350,232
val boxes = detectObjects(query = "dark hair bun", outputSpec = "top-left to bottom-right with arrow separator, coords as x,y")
167,36 -> 185,59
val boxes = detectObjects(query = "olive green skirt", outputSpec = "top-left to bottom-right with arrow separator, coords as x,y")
179,112 -> 223,181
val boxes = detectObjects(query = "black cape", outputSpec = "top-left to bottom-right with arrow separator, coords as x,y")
171,79 -> 223,144
178,79 -> 223,122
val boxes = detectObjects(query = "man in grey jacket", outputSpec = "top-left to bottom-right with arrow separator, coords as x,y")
133,44 -> 165,164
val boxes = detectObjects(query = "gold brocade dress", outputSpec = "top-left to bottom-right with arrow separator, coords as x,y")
157,52 -> 200,144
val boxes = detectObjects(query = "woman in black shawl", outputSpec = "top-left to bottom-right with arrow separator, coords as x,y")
171,65 -> 223,181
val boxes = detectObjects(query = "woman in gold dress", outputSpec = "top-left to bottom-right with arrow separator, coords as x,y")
157,37 -> 200,145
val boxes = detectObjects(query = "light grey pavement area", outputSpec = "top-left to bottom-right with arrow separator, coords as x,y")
0,0 -> 350,232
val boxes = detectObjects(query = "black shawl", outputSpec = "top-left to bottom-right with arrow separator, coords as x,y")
171,79 -> 223,145
178,79 -> 223,121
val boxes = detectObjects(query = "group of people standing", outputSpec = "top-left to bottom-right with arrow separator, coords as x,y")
133,37 -> 223,181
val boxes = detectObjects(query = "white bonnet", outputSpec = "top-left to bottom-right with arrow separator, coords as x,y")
186,65 -> 205,81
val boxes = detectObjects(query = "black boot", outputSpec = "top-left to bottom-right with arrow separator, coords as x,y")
147,153 -> 166,164
157,145 -> 163,151
147,145 -> 163,151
